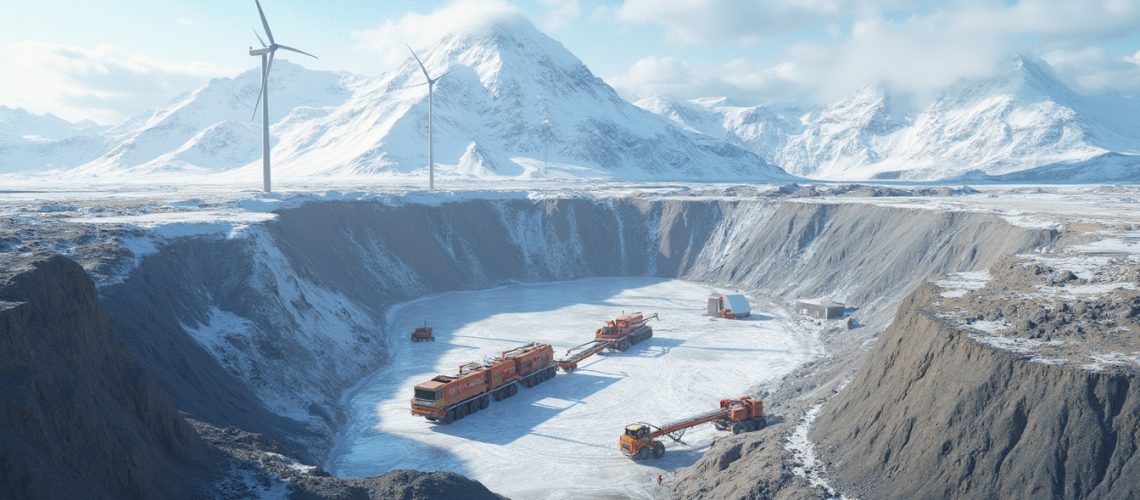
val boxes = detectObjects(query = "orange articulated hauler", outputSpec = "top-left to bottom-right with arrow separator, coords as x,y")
619,396 -> 766,460
557,312 -> 658,371
411,342 -> 555,424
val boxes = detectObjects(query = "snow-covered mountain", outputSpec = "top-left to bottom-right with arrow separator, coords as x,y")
1,16 -> 788,183
0,107 -> 110,173
262,15 -> 785,181
642,56 -> 1140,181
863,56 -> 1140,180
0,106 -> 105,144
74,61 -> 361,176
634,96 -> 802,165
776,84 -> 909,178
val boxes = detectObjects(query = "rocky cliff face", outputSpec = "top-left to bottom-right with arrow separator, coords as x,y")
804,248 -> 1140,499
0,255 -> 211,499
812,283 -> 1139,498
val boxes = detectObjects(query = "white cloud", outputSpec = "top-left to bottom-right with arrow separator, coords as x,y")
1043,46 -> 1140,96
615,0 -> 856,45
613,0 -> 1140,105
0,42 -> 232,124
539,0 -> 580,31
352,0 -> 521,66
607,55 -> 809,103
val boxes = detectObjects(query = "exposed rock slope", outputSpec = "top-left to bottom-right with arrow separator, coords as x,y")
810,256 -> 1139,498
0,255 -> 212,499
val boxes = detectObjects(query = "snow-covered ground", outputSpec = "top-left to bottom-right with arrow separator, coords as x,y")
325,277 -> 822,499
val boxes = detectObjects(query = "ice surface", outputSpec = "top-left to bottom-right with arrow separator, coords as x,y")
325,277 -> 822,499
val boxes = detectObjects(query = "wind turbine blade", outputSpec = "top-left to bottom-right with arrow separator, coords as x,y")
431,67 -> 457,83
252,28 -> 267,48
254,0 -> 274,44
406,45 -> 432,81
276,44 -> 318,59
252,73 -> 266,120
266,50 -> 275,79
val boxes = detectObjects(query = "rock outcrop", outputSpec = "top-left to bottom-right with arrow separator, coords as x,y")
0,255 -> 212,499
811,283 -> 1139,498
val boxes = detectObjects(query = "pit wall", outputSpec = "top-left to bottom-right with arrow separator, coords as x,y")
0,256 -> 211,499
98,197 -> 1054,459
812,284 -> 1139,498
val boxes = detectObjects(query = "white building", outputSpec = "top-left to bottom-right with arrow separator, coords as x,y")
795,298 -> 845,319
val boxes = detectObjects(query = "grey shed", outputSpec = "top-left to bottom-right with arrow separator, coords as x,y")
795,299 -> 845,319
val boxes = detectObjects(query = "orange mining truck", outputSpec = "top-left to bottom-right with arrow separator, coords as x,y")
411,323 -> 435,342
619,396 -> 766,459
410,342 -> 556,424
557,312 -> 658,371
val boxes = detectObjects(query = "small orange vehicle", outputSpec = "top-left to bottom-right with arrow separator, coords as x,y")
411,323 -> 434,342
410,342 -> 556,423
619,396 -> 766,459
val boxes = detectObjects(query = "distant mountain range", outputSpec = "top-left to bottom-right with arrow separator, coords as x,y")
0,16 -> 788,183
2,17 -> 1136,183
639,56 -> 1140,181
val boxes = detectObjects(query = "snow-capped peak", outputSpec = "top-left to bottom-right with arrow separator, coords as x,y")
0,105 -> 106,144
264,16 -> 789,182
637,54 -> 1138,182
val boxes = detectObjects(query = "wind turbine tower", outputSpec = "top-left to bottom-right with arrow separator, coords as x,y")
408,46 -> 451,192
249,0 -> 317,193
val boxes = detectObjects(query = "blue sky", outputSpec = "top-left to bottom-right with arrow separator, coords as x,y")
3,0 -> 1139,123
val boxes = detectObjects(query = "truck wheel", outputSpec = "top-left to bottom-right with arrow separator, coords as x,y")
457,405 -> 468,419
652,442 -> 665,459
731,423 -> 744,435
480,396 -> 490,410
618,340 -> 629,352
509,384 -> 518,396
442,409 -> 455,424
636,446 -> 650,460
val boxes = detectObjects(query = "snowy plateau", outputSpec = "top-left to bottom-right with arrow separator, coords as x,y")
1,17 -> 1137,185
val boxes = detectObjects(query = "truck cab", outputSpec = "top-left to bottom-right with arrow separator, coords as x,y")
412,380 -> 446,409
619,423 -> 663,459
623,423 -> 651,440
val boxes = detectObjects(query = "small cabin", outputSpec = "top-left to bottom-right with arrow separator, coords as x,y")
795,299 -> 845,319
707,293 -> 751,319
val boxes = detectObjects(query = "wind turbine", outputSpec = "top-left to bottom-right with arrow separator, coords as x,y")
407,45 -> 452,192
249,0 -> 317,193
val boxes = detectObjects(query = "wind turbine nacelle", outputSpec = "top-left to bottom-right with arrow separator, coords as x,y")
250,47 -> 273,56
